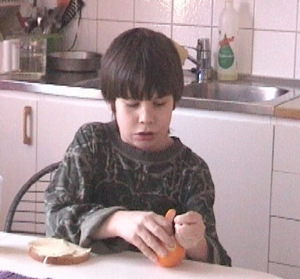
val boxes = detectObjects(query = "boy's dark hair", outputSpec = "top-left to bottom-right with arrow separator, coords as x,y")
100,28 -> 183,109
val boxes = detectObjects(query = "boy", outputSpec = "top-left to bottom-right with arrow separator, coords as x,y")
45,28 -> 231,266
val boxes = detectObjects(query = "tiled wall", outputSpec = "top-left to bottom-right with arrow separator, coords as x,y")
52,0 -> 300,80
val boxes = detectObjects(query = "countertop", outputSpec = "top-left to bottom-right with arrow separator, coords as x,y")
0,232 -> 282,279
1,69 -> 300,119
0,70 -> 103,99
274,96 -> 300,119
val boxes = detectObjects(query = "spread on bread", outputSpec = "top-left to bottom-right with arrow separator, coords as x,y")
28,237 -> 91,265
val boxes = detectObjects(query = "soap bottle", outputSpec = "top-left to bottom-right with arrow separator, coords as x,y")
217,0 -> 238,81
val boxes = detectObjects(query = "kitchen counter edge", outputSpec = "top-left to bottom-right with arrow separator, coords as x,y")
1,74 -> 300,120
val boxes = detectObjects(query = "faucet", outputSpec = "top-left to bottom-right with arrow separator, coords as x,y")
186,38 -> 212,83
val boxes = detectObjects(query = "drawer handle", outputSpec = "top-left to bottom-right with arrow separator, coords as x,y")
23,106 -> 32,145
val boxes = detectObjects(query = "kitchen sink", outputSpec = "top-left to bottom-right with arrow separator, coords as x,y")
73,76 -> 295,115
183,82 -> 289,103
74,77 -> 101,89
74,77 -> 289,103
179,81 -> 294,115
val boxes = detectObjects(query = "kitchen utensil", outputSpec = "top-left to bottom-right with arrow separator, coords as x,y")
47,51 -> 101,72
60,0 -> 84,29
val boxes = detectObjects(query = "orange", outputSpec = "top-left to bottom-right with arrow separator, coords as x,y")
157,242 -> 186,267
157,209 -> 186,268
165,208 -> 177,221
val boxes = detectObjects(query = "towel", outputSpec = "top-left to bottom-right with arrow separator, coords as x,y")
0,271 -> 51,279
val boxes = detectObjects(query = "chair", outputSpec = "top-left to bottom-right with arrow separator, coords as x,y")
4,162 -> 60,236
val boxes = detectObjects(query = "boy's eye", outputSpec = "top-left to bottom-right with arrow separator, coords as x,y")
153,101 -> 166,106
125,101 -> 139,107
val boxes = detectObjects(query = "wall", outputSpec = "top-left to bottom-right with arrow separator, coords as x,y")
47,0 -> 300,80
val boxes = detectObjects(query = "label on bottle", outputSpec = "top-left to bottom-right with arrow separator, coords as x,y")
218,34 -> 235,69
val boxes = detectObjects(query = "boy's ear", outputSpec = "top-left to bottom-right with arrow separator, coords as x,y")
104,101 -> 115,120
107,101 -> 116,114
173,98 -> 177,110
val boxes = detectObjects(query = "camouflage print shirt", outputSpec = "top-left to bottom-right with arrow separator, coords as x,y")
45,121 -> 231,266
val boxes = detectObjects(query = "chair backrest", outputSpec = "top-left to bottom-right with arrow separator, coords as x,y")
4,162 -> 60,236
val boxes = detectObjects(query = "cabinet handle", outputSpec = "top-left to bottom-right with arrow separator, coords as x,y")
23,106 -> 32,145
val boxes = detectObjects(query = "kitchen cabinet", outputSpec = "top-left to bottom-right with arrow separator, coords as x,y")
171,108 -> 273,272
269,119 -> 300,279
0,91 -> 37,229
0,90 -> 112,230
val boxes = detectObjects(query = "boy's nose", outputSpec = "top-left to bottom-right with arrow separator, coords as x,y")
139,104 -> 155,124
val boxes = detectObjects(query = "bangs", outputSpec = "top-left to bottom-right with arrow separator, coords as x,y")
117,55 -> 174,100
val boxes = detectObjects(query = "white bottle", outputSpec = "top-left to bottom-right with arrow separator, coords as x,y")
217,0 -> 239,81
1,40 -> 12,74
0,39 -> 20,74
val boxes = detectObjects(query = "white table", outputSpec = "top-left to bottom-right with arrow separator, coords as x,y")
0,232 -> 282,279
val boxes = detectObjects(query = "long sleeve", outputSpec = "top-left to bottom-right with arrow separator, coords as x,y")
45,123 -> 126,253
179,151 -> 231,266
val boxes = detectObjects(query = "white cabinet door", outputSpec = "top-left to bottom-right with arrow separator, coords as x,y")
269,263 -> 300,279
271,172 -> 300,220
269,218 -> 300,268
274,121 -> 300,173
271,119 -> 300,276
171,108 -> 273,272
0,91 -> 37,229
37,96 -> 112,169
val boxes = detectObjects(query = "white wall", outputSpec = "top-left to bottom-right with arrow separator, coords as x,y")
46,0 -> 300,80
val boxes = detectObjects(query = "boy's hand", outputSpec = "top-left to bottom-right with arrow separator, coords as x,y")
107,210 -> 175,263
173,211 -> 206,250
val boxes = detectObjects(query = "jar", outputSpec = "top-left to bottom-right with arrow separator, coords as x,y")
19,35 -> 47,79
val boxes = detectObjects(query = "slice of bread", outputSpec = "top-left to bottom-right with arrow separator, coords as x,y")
28,237 -> 91,265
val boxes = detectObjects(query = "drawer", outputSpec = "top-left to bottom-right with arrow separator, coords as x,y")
274,125 -> 300,173
271,172 -> 300,220
269,262 -> 300,279
269,217 -> 300,267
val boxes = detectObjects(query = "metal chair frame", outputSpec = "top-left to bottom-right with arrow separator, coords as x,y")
4,162 -> 60,236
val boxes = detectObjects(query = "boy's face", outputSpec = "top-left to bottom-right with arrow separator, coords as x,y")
115,94 -> 174,152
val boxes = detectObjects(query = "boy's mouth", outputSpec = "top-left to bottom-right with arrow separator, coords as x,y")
135,131 -> 155,140
137,131 -> 154,135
